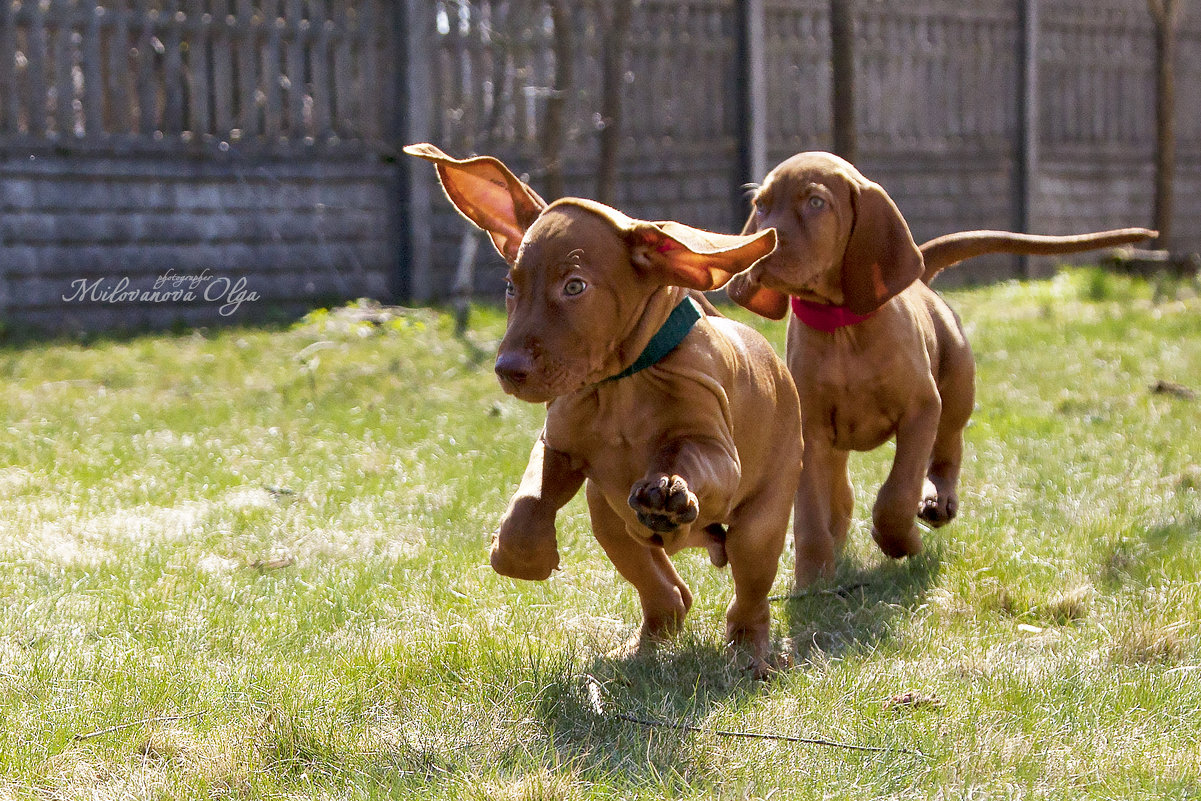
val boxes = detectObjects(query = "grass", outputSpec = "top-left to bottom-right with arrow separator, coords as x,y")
0,271 -> 1198,799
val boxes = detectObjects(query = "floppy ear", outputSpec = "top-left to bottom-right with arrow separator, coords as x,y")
726,271 -> 790,320
625,221 -> 777,291
840,181 -> 924,314
404,143 -> 546,263
723,206 -> 790,319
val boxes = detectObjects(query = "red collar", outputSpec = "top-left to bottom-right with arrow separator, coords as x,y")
790,296 -> 875,332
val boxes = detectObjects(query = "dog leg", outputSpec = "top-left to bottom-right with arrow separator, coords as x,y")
920,355 -> 975,528
589,481 -> 693,654
793,441 -> 843,586
628,438 -> 739,535
491,435 -> 584,580
723,497 -> 789,678
828,448 -> 855,551
872,399 -> 940,558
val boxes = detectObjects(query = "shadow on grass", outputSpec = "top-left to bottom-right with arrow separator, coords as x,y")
522,542 -> 942,788
781,541 -> 942,662
529,638 -> 770,789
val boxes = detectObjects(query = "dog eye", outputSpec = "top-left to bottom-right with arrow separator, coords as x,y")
807,196 -> 826,210
563,278 -> 586,297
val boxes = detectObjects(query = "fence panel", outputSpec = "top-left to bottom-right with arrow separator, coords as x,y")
426,0 -> 743,298
0,0 -> 393,151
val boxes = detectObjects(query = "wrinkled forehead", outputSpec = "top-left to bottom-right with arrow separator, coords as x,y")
514,204 -> 629,271
763,152 -> 863,193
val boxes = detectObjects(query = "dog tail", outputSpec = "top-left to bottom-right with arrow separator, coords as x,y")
919,228 -> 1157,283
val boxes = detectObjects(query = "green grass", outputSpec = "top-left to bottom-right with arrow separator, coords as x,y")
0,273 -> 1198,799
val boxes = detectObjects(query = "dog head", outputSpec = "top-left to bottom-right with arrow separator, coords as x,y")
406,144 -> 776,402
727,152 -> 923,319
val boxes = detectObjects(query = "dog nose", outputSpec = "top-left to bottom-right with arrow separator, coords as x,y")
494,352 -> 532,385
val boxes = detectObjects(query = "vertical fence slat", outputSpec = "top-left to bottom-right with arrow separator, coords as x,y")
104,0 -> 131,135
82,1 -> 103,136
50,0 -> 72,137
310,0 -> 332,140
26,0 -> 48,136
261,0 -> 282,140
284,0 -> 304,138
134,0 -> 158,135
211,0 -> 233,136
0,1 -> 16,133
186,0 -> 211,137
332,0 -> 353,139
162,0 -> 183,133
361,0 -> 382,141
236,0 -> 257,138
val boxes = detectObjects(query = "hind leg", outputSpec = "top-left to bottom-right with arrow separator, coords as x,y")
723,492 -> 791,676
920,352 -> 975,528
587,482 -> 692,654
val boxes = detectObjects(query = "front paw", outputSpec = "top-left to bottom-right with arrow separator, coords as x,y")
628,474 -> 699,532
918,485 -> 958,528
490,498 -> 560,581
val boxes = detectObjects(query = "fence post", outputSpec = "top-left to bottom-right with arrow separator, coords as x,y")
395,0 -> 434,303
737,0 -> 767,222
1015,0 -> 1040,278
830,0 -> 857,164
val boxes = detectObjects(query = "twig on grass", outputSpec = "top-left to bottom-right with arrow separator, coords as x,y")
768,582 -> 873,603
74,711 -> 205,742
613,712 -> 925,757
584,674 -> 923,758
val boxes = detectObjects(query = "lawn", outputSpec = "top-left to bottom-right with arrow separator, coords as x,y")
0,271 -> 1198,799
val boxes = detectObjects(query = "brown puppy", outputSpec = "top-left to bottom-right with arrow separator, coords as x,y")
727,151 -> 1155,585
405,144 -> 802,672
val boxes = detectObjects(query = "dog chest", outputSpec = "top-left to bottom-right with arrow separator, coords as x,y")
792,325 -> 933,452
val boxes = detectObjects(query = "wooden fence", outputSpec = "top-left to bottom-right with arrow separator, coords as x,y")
0,0 -> 391,148
406,0 -> 1200,301
0,0 -> 397,331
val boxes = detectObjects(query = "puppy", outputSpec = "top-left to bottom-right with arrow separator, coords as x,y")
727,151 -> 1155,584
406,144 -> 802,672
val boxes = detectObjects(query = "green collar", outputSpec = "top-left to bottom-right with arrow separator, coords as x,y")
605,296 -> 703,383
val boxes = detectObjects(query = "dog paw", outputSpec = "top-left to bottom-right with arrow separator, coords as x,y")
871,524 -> 923,559
917,490 -> 958,528
628,474 -> 699,532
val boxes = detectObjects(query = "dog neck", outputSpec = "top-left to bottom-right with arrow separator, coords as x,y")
604,296 -> 702,382
790,296 -> 875,332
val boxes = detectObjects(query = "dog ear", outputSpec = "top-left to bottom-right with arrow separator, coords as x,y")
404,143 -> 546,263
841,181 -> 924,314
716,207 -> 789,319
626,221 -> 777,292
725,272 -> 790,320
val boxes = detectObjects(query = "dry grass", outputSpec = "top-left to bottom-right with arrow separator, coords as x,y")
0,278 -> 1198,799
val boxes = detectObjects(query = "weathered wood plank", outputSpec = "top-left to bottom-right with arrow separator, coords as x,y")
235,0 -> 257,138
309,0 -> 332,141
133,0 -> 158,136
211,0 -> 233,135
25,0 -> 49,136
186,0 -> 211,137
284,0 -> 304,138
162,0 -> 183,133
0,0 -> 16,133
50,0 -> 74,138
81,0 -> 103,136
261,0 -> 282,140
331,0 -> 353,139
